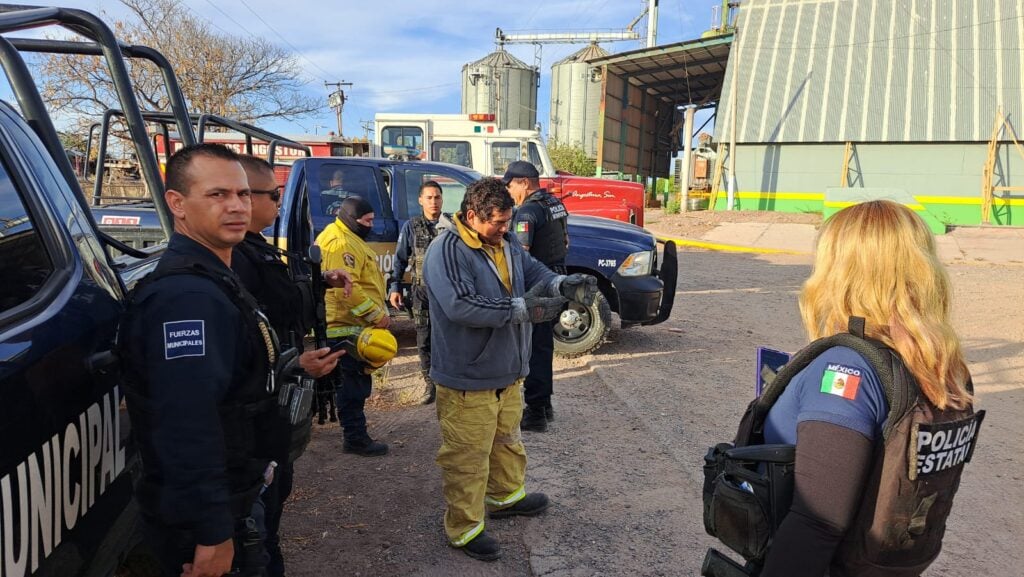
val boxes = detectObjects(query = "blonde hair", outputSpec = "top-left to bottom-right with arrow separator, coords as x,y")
799,200 -> 971,410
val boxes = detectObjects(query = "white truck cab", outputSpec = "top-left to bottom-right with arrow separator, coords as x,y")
373,113 -> 558,177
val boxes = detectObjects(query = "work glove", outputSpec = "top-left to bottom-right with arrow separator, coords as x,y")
559,273 -> 598,307
523,282 -> 568,323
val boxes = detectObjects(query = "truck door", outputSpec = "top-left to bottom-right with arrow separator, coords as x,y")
392,164 -> 476,223
0,104 -> 138,576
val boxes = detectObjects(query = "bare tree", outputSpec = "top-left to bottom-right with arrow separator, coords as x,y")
35,0 -> 322,124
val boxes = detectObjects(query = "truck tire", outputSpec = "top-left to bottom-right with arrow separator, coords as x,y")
553,292 -> 612,358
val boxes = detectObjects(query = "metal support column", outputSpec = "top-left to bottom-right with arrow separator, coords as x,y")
679,106 -> 695,211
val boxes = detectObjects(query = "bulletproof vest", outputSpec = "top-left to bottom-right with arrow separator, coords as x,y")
524,190 -> 568,267
733,318 -> 985,575
234,237 -> 318,464
410,216 -> 438,287
119,255 -> 282,517
235,235 -> 315,348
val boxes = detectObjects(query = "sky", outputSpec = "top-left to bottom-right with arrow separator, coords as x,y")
2,0 -> 723,139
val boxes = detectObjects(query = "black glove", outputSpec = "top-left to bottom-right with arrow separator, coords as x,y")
559,273 -> 598,307
523,282 -> 567,323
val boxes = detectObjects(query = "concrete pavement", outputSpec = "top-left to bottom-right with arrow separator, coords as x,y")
652,222 -> 1024,265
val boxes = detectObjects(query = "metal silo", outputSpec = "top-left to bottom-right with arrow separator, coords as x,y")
461,49 -> 539,131
549,43 -> 609,157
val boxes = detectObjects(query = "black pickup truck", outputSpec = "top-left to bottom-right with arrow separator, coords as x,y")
0,5 -> 197,575
274,156 -> 678,356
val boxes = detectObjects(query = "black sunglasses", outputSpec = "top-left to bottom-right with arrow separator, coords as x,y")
251,187 -> 281,202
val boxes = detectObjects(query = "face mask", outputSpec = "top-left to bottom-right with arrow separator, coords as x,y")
337,196 -> 374,239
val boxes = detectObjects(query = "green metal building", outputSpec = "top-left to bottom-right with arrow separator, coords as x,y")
714,0 -> 1024,227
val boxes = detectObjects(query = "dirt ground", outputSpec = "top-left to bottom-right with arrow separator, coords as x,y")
281,211 -> 1024,577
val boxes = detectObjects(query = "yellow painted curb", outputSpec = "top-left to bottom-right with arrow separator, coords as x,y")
657,234 -> 811,255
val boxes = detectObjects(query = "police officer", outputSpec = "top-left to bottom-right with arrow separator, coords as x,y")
504,160 -> 569,432
231,155 -> 351,577
388,180 -> 444,404
755,201 -> 981,576
120,144 -> 277,576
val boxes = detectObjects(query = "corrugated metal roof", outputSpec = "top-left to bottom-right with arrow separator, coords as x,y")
718,0 -> 1024,143
465,49 -> 534,71
586,34 -> 733,105
553,43 -> 610,66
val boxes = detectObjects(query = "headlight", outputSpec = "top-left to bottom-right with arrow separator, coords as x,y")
617,250 -> 653,277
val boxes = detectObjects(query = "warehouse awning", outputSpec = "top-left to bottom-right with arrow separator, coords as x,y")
589,33 -> 733,179
587,33 -> 733,107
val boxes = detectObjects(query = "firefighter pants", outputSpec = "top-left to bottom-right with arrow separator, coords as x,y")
436,379 -> 527,545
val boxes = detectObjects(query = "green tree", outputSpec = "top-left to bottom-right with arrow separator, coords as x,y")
547,141 -> 596,177
35,0 -> 320,124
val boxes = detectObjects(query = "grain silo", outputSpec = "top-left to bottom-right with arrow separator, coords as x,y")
461,49 -> 539,131
549,43 -> 609,157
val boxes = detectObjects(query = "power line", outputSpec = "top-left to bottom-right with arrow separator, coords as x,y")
236,0 -> 341,82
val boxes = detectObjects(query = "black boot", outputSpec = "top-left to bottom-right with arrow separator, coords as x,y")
461,531 -> 502,561
544,404 -> 555,422
489,493 -> 550,518
421,375 -> 436,405
343,437 -> 388,457
520,406 -> 548,432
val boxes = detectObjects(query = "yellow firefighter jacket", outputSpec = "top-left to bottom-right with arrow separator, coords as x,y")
315,218 -> 387,338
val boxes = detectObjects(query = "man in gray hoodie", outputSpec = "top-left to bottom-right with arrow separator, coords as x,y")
423,177 -> 597,561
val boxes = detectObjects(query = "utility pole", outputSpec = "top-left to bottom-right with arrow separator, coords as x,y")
359,119 -> 374,142
325,81 -> 353,136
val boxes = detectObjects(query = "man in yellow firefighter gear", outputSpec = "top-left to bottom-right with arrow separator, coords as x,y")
315,195 -> 392,456
422,177 -> 598,561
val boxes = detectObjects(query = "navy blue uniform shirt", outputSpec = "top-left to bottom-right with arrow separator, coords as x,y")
764,345 -> 890,444
123,233 -> 254,545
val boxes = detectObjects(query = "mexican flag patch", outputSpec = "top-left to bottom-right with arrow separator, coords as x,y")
820,363 -> 862,400
516,221 -> 529,233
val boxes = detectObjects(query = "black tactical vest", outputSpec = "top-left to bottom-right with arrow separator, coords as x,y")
410,216 -> 438,287
706,318 -> 984,575
235,235 -> 315,348
233,237 -> 317,464
524,189 -> 569,267
120,256 -> 281,517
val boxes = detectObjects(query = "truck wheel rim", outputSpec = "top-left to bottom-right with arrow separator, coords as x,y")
556,304 -> 590,341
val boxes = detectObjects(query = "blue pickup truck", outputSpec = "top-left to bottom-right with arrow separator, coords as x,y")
273,156 -> 677,356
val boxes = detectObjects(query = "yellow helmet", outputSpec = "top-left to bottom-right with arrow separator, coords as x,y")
355,327 -> 397,369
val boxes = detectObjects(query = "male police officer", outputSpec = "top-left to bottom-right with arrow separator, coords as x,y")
231,155 -> 351,577
388,180 -> 444,404
121,144 -> 278,576
505,161 -> 569,432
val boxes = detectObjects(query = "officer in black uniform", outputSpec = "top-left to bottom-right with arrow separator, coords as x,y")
231,155 -> 350,577
120,144 -> 278,576
504,160 -> 569,433
388,180 -> 444,404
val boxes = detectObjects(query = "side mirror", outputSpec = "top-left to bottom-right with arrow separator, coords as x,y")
308,245 -> 322,265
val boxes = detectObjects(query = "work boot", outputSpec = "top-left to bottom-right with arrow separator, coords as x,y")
342,437 -> 388,457
460,531 -> 502,561
520,406 -> 548,432
489,493 -> 550,519
544,404 -> 555,422
420,376 -> 436,405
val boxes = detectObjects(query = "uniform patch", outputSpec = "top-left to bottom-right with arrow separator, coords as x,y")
516,221 -> 529,233
164,320 -> 205,360
343,253 -> 356,268
911,411 -> 985,478
819,363 -> 861,400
